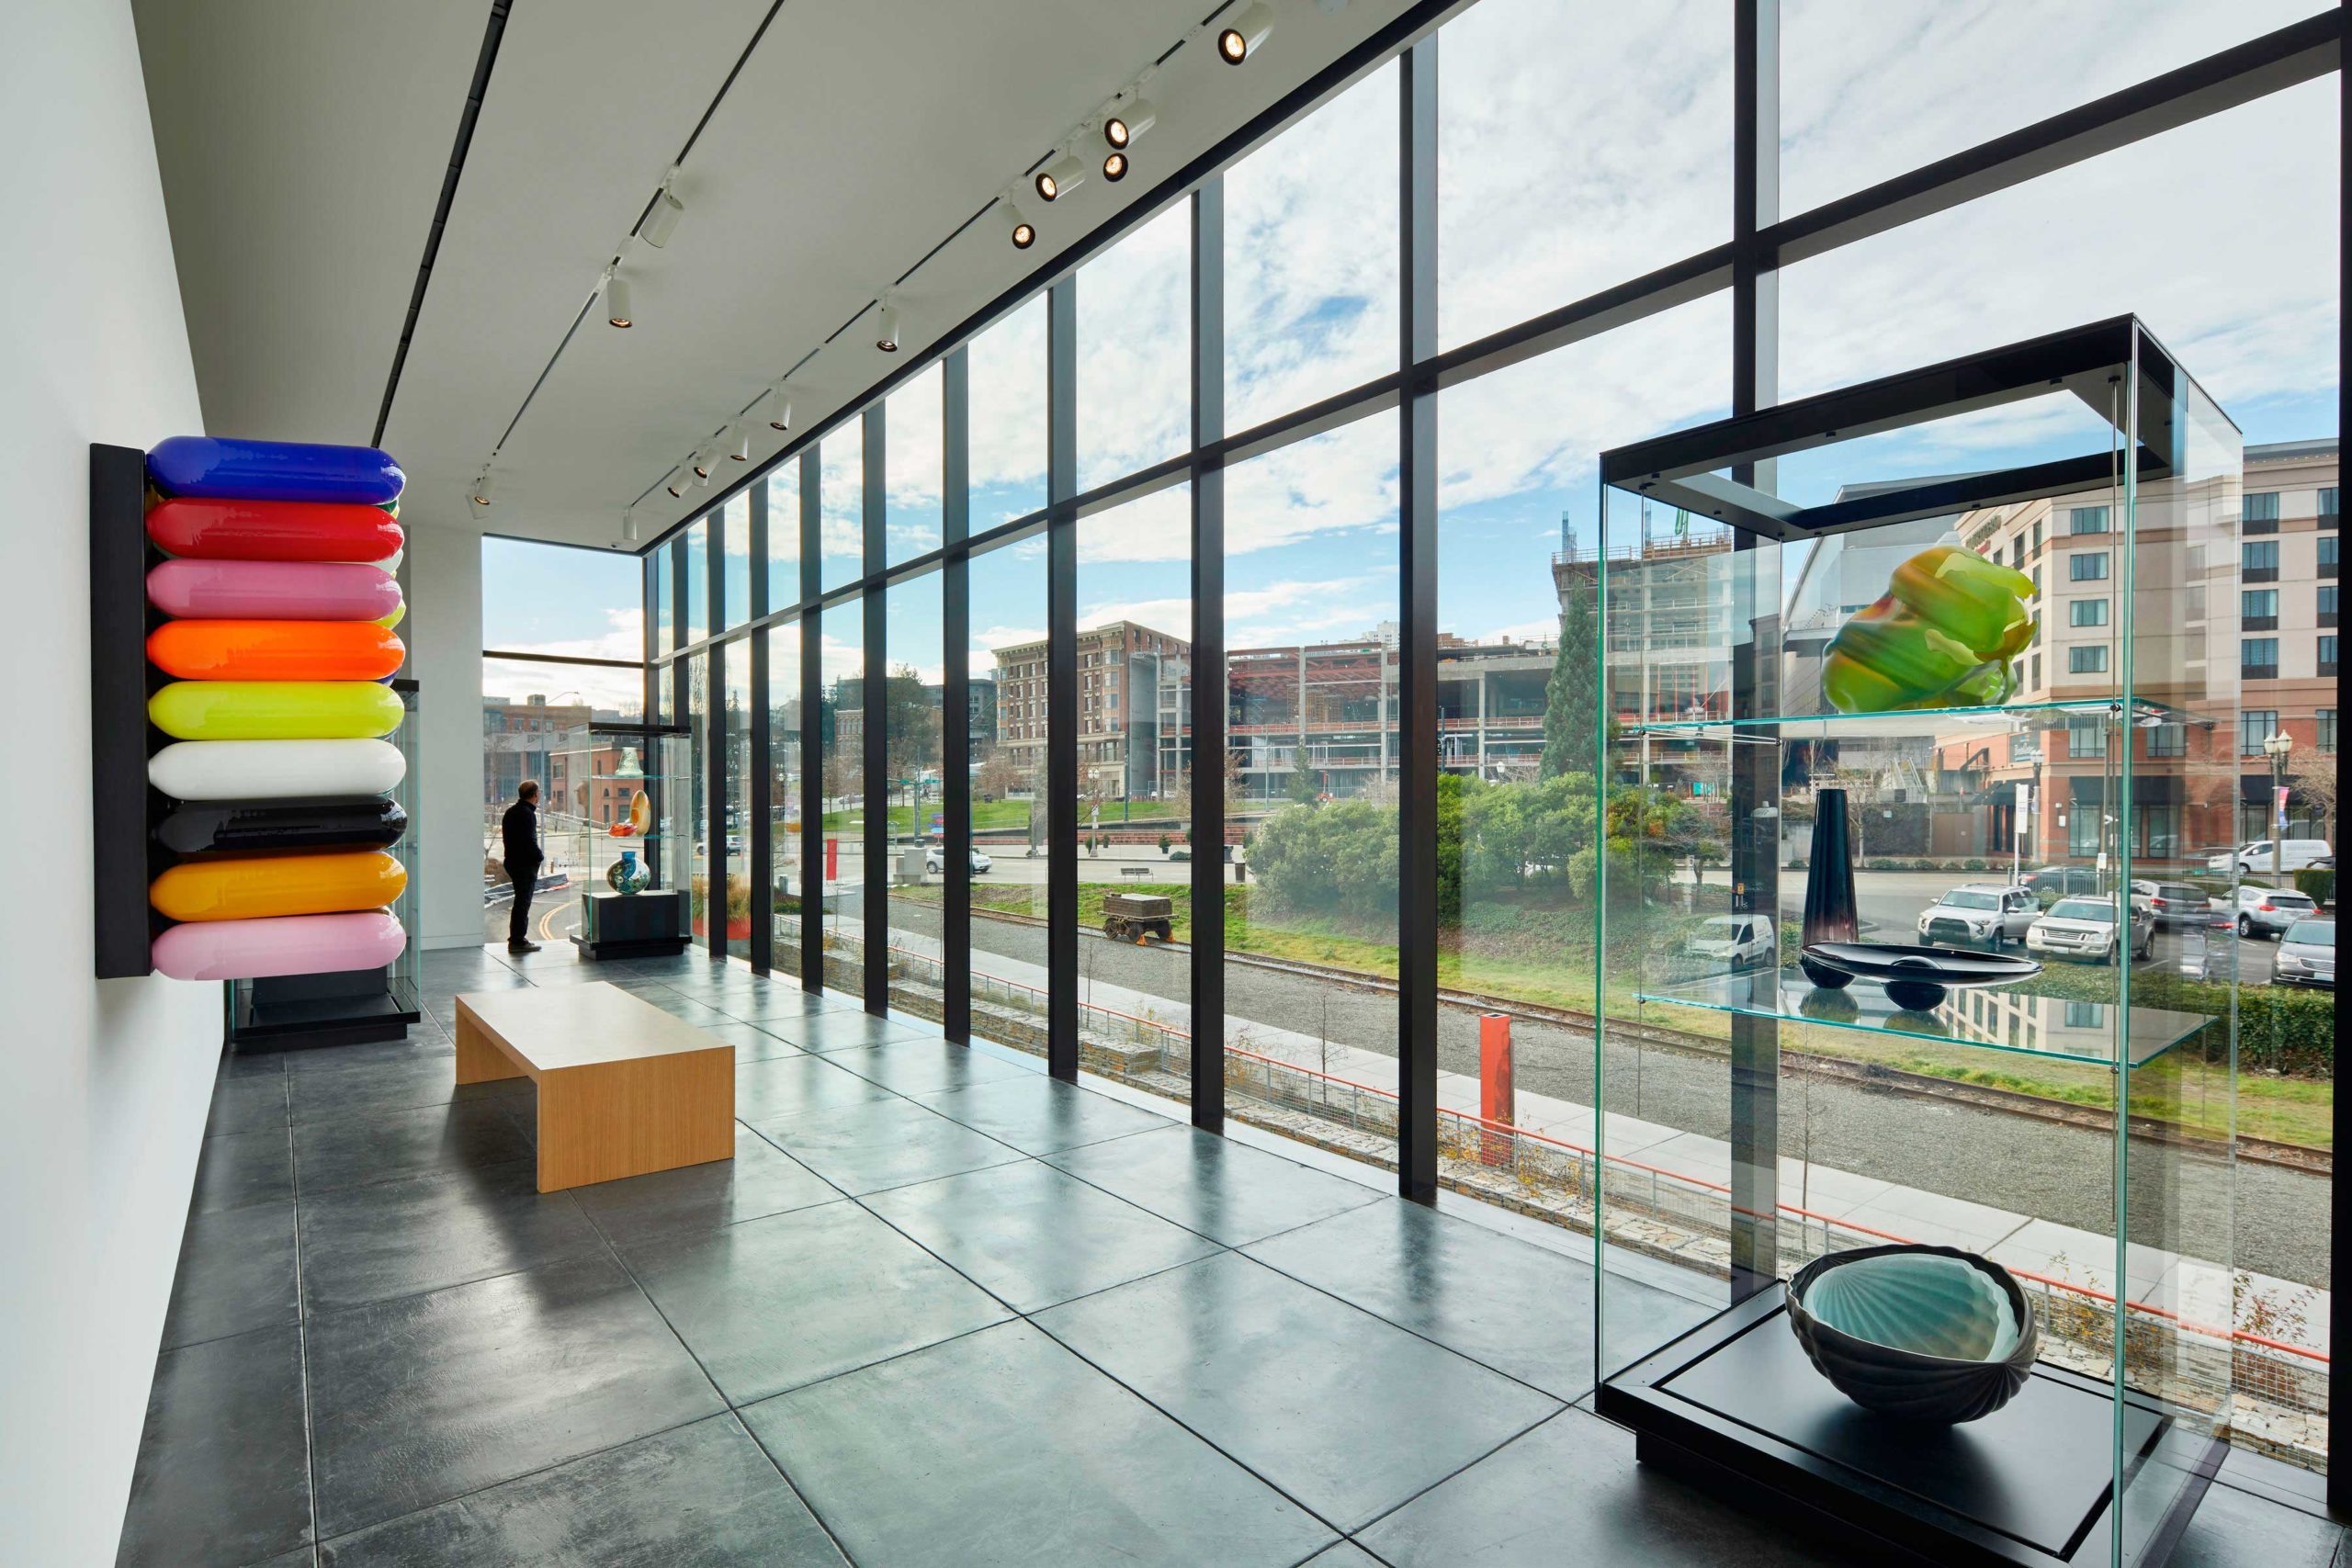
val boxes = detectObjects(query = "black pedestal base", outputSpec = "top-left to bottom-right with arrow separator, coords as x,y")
572,889 -> 692,960
1597,1283 -> 2221,1565
230,968 -> 420,1054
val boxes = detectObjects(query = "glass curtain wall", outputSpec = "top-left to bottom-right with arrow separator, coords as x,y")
769,620 -> 803,976
722,644 -> 752,958
885,575 -> 943,1014
631,0 -> 2335,1488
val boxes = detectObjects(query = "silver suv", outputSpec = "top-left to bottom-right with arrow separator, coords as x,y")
1917,885 -> 2038,949
2235,886 -> 2318,939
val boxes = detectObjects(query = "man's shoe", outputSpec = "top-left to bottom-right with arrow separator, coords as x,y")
507,941 -> 542,953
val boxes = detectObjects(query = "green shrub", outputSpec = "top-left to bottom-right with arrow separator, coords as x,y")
2006,963 -> 2335,1076
2294,868 -> 2334,907
1963,858 -> 1988,873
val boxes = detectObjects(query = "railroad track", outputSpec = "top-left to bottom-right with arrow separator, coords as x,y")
954,904 -> 2333,1175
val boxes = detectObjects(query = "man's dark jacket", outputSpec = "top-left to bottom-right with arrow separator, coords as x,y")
501,798 -> 541,870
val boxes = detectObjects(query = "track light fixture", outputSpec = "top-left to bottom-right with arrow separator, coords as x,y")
604,268 -> 633,329
763,386 -> 793,431
1102,151 -> 1129,183
1001,195 -> 1037,250
621,510 -> 639,543
470,468 -> 493,508
875,299 -> 901,354
1034,152 -> 1086,203
730,430 -> 752,462
1217,2 -> 1274,62
663,467 -> 691,499
1102,91 -> 1156,151
640,167 -> 684,248
692,447 -> 716,480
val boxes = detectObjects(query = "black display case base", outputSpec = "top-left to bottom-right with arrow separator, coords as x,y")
572,889 -> 692,960
229,968 -> 420,1054
1597,1283 -> 2221,1566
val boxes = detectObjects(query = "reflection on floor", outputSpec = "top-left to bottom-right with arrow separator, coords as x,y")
119,944 -> 2346,1567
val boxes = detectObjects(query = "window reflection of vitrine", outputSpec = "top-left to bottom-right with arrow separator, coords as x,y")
551,723 -> 694,959
1589,320 -> 2257,1567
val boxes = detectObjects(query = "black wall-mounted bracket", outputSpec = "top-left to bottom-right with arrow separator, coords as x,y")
91,442 -> 158,979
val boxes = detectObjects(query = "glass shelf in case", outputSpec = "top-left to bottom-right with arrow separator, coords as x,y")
1589,316 -> 2251,1567
1631,965 -> 2208,1066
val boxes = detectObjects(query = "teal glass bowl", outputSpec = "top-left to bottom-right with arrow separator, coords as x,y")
1787,1244 -> 2038,1423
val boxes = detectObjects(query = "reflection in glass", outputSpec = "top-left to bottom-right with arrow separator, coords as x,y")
886,364 -> 944,563
820,600 -> 862,989
968,297 -> 1047,526
820,424 -> 866,592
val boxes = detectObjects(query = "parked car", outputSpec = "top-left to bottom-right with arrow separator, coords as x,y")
2274,918 -> 2335,987
2019,863 -> 2099,897
2027,895 -> 2154,964
2234,885 -> 2319,939
1917,885 -> 2038,948
1684,913 -> 1776,970
2208,839 -> 2333,874
923,845 -> 993,875
2133,881 -> 2215,926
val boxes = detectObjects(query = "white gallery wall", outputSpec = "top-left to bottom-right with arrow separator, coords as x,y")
0,3 -> 220,1563
404,519 -> 487,950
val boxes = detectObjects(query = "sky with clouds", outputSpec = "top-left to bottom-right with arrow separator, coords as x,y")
491,0 -> 2338,709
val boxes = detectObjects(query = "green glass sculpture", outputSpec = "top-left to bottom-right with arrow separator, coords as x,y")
1822,544 -> 2036,714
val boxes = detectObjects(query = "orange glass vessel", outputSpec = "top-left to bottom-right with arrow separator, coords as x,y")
147,619 -> 405,682
149,849 -> 409,922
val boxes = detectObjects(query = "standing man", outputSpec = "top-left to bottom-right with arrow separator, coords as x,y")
502,780 -> 544,953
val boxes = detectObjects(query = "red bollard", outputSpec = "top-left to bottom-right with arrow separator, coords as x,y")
1478,1013 -> 1514,1168
825,836 -> 839,882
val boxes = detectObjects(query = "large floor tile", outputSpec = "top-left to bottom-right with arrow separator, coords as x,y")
912,1073 -> 1174,1156
116,1325 -> 311,1568
2172,1480 -> 2346,1568
637,993 -> 734,1027
298,1158 -> 605,1312
294,1099 -> 535,1194
284,1036 -> 455,1076
831,1037 -> 1038,1097
288,1050 -> 529,1125
762,1009 -> 942,1053
206,1072 -> 288,1135
573,1123 -> 841,1247
1046,1124 -> 1386,1246
1358,1408 -> 1867,1566
305,1251 -> 723,1537
733,1053 -> 893,1122
190,1127 -> 293,1213
1035,1252 -> 1560,1531
162,1200 -> 300,1349
864,1159 -> 1219,1313
319,1415 -> 844,1568
700,1021 -> 804,1064
748,1095 -> 1025,1196
1244,1198 -> 1611,1400
622,1202 -> 1009,1404
720,988 -> 857,1023
741,1322 -> 1334,1568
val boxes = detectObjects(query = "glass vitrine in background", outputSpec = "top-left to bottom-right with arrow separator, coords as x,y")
1591,319 -> 2249,1566
549,722 -> 693,959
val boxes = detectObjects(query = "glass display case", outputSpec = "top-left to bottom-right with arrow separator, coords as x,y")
548,722 -> 695,959
1589,319 -> 2249,1566
230,679 -> 423,1044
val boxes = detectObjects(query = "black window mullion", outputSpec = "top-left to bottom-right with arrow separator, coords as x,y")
1046,277 -> 1080,1081
1726,0 -> 1781,1300
799,444 -> 825,987
1394,31 -> 1440,1205
1190,177 -> 1227,1134
863,404 -> 888,1015
704,513 -> 725,961
943,347 -> 973,1043
749,477 -> 771,972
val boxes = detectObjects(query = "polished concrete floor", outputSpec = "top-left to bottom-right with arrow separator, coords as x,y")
119,944 -> 2347,1567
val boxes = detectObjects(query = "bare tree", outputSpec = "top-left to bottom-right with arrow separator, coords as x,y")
2289,752 -> 2337,841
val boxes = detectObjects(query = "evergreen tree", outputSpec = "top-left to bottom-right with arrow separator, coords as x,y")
1287,745 -> 1319,806
1541,569 -> 1602,780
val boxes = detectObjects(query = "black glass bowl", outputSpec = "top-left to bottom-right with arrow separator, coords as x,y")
1786,1244 -> 2039,1424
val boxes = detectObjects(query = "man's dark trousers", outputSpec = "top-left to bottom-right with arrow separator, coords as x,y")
505,861 -> 537,945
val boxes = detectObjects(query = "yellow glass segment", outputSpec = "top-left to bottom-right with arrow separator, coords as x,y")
148,680 -> 404,740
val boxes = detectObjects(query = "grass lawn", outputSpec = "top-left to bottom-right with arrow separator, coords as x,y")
813,799 -> 1035,836
905,881 -> 2334,1150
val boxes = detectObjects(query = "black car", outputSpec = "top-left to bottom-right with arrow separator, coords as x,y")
2019,864 -> 2099,897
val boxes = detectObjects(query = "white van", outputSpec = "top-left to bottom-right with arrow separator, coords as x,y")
2209,840 -> 2332,874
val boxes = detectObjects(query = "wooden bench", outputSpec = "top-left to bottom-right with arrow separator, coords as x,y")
454,981 -> 733,1193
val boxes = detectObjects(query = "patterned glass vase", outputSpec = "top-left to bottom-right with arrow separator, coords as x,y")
606,848 -> 650,896
1800,786 -> 1859,987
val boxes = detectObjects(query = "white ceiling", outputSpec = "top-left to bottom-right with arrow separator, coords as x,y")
134,0 -> 1419,552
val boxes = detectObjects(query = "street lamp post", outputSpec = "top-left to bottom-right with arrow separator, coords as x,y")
2263,728 -> 2293,883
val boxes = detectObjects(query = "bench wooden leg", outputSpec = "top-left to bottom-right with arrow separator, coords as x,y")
454,1009 -> 526,1086
532,1048 -> 733,1192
